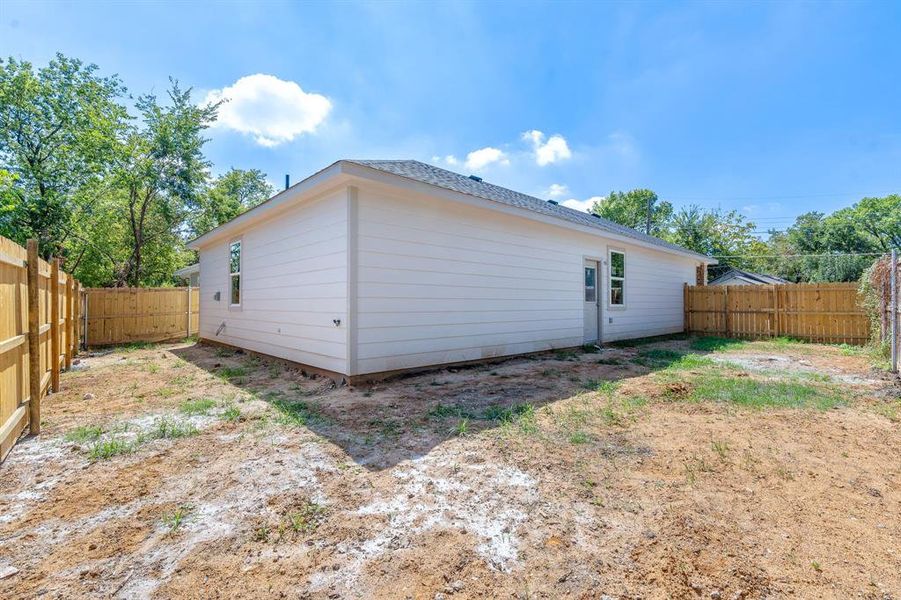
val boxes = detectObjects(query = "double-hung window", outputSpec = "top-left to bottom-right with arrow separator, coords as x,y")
609,250 -> 625,306
229,241 -> 241,306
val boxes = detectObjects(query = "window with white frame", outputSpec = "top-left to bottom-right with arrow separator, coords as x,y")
609,250 -> 625,306
229,241 -> 241,305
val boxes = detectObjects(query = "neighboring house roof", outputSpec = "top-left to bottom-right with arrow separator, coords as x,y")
189,159 -> 715,263
174,264 -> 199,278
708,268 -> 788,286
347,160 -> 711,261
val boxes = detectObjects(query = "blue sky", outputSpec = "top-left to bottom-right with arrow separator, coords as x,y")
2,0 -> 899,233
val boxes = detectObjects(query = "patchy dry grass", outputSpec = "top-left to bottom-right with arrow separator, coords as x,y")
0,336 -> 898,600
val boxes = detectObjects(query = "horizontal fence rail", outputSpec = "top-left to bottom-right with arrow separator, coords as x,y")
684,282 -> 869,345
85,287 -> 199,346
1,235 -> 82,462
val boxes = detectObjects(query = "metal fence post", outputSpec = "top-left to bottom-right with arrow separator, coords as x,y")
891,249 -> 898,373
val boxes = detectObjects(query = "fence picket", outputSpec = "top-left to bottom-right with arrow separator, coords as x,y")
684,282 -> 869,344
84,287 -> 200,346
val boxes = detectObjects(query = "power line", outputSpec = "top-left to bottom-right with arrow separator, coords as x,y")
710,252 -> 886,258
664,191 -> 895,202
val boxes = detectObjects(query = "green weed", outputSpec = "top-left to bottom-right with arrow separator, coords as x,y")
286,501 -> 326,534
222,404 -> 242,422
569,430 -> 591,444
271,398 -> 328,427
150,417 -> 199,439
633,348 -> 685,368
583,379 -> 619,394
217,366 -> 248,381
88,438 -> 135,460
689,336 -> 747,352
162,505 -> 192,532
65,425 -> 104,443
179,398 -> 216,416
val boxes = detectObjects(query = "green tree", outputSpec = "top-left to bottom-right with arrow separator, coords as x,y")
105,81 -> 218,286
590,189 -> 673,236
763,197 -> 899,282
0,54 -> 127,253
851,194 -> 900,251
666,204 -> 764,273
191,168 -> 273,236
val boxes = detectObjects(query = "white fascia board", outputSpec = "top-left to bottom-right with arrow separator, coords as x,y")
340,161 -> 718,265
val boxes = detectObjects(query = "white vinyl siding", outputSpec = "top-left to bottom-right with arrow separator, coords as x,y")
196,178 -> 700,378
197,189 -> 349,374
353,186 -> 697,374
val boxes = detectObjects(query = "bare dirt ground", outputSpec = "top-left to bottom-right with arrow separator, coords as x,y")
1,336 -> 899,599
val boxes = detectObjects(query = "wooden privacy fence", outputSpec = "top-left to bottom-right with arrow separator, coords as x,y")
85,287 -> 199,346
684,282 -> 869,344
1,236 -> 82,462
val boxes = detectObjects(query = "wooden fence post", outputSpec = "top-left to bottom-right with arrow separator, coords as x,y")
186,286 -> 192,339
83,288 -> 88,349
683,283 -> 689,332
64,276 -> 73,370
50,258 -> 61,392
26,239 -> 41,435
724,286 -> 731,337
72,281 -> 80,356
69,278 -> 76,359
772,284 -> 780,338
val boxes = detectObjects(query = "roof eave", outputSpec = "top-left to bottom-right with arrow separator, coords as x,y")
341,161 -> 717,264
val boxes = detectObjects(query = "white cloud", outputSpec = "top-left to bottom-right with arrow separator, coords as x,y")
464,147 -> 509,171
432,154 -> 459,166
204,74 -> 332,147
522,130 -> 572,166
562,196 -> 603,213
545,183 -> 569,198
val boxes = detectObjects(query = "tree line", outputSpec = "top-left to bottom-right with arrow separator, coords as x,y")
590,189 -> 899,282
2,54 -> 897,287
0,54 -> 273,287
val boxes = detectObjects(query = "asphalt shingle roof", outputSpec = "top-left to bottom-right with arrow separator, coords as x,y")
708,268 -> 788,285
347,159 -> 710,260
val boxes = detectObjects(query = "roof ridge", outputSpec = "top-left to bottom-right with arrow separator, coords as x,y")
346,159 -> 710,261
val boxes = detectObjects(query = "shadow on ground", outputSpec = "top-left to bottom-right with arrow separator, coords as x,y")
171,337 -> 689,471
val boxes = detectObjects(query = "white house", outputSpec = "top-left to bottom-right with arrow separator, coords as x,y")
188,160 -> 716,382
174,263 -> 200,287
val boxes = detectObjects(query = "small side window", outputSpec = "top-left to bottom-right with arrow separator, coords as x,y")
609,250 -> 625,306
584,266 -> 597,302
229,241 -> 241,306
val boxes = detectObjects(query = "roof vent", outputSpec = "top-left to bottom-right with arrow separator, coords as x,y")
547,199 -> 558,205
468,175 -> 482,182
591,213 -> 601,218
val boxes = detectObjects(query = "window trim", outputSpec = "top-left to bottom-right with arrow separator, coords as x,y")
607,247 -> 626,310
228,238 -> 242,309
